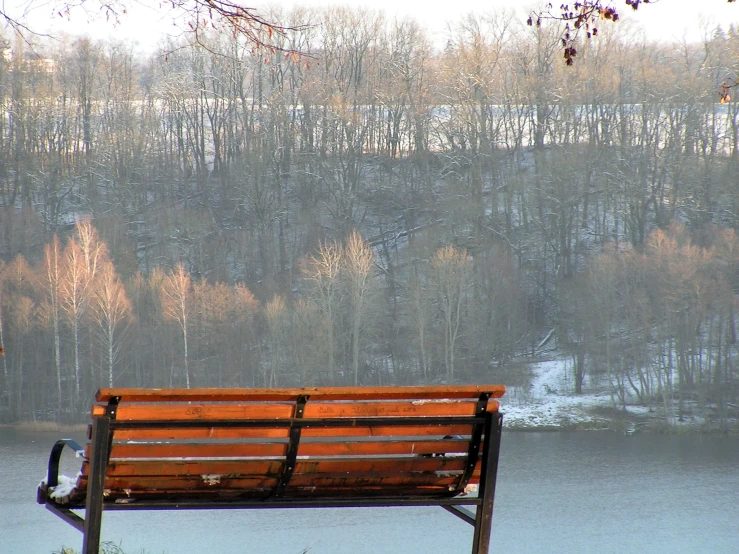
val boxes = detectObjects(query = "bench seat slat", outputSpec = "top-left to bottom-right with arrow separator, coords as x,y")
107,443 -> 288,459
302,424 -> 476,438
76,457 -> 476,483
94,457 -> 474,476
75,467 -> 482,492
86,485 -> 463,503
113,428 -> 291,440
112,403 -> 295,421
101,476 -> 280,491
107,439 -> 471,459
108,400 -> 480,422
280,486 -> 464,498
103,460 -> 284,476
75,470 -> 481,499
98,473 -> 466,487
301,401 -> 478,418
111,423 -> 475,440
96,385 -> 505,403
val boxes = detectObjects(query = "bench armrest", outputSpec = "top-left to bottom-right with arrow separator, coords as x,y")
38,438 -> 84,504
46,438 -> 85,489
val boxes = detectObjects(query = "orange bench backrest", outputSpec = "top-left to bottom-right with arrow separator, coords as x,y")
77,386 -> 504,503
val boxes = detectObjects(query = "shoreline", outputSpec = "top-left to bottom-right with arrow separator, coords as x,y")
501,404 -> 739,435
500,359 -> 739,435
2,417 -> 735,435
0,422 -> 87,433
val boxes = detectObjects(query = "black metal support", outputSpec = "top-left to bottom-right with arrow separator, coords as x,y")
442,505 -> 477,526
470,412 -> 503,554
48,506 -> 85,532
274,394 -> 308,497
82,398 -> 118,554
455,393 -> 490,495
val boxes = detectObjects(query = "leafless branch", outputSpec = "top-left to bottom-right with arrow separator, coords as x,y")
1,0 -> 313,57
528,1 -> 736,66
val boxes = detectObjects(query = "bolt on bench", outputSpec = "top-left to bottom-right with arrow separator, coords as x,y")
37,385 -> 505,554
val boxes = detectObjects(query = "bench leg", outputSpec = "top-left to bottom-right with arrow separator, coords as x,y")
471,412 -> 503,554
83,415 -> 112,554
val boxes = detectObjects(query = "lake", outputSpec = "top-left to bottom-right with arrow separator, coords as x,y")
2,429 -> 738,553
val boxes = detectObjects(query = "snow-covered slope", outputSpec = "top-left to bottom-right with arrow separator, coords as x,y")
501,360 -> 619,429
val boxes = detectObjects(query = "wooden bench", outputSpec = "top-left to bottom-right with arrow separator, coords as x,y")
37,385 -> 505,554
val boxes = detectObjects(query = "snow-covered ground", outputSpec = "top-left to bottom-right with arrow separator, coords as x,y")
501,355 -> 739,432
500,359 -> 647,430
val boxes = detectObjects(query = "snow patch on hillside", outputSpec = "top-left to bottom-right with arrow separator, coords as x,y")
501,360 -> 618,429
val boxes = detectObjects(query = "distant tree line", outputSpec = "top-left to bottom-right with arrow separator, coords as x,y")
1,8 -> 738,427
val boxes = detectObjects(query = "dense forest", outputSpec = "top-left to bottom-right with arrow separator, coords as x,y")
1,8 -> 739,428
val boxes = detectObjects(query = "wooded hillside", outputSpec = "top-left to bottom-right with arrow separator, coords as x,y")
1,9 -> 738,427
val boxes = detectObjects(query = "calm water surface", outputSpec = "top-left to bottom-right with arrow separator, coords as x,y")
2,430 -> 738,554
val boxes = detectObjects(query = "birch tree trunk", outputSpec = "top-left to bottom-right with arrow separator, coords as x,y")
160,264 -> 192,388
43,236 -> 63,419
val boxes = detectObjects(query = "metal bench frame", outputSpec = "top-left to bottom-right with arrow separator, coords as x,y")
38,387 -> 504,554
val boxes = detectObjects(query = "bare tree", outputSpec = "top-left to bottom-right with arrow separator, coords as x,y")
429,246 -> 472,383
92,259 -> 132,387
59,219 -> 107,402
442,13 -> 513,238
407,270 -> 431,383
60,238 -> 87,401
229,283 -> 259,385
1,255 -> 36,421
41,235 -> 63,416
159,264 -> 192,388
341,231 -> 377,386
302,241 -> 342,382
0,261 -> 8,398
263,295 -> 288,387
289,298 -> 328,385
76,218 -> 107,282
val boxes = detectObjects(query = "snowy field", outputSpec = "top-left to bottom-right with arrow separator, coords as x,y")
500,359 -> 649,430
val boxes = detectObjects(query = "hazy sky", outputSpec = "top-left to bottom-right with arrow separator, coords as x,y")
5,0 -> 739,52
